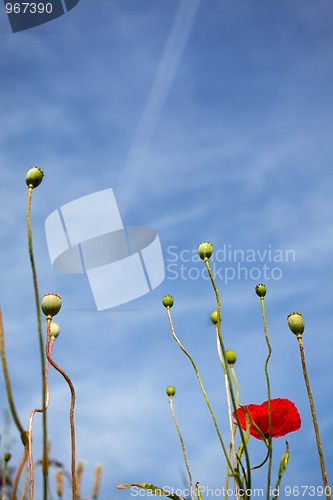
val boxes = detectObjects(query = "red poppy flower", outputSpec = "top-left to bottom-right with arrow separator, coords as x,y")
233,398 -> 301,440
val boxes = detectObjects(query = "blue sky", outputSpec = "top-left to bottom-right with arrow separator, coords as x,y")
0,1 -> 332,498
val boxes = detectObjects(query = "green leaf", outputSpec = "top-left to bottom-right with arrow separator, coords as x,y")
273,441 -> 290,499
117,483 -> 187,500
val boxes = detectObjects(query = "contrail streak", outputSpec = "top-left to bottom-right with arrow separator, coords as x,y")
119,0 -> 201,214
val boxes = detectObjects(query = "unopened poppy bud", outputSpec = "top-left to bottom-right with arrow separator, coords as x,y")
226,350 -> 236,365
210,311 -> 219,324
255,284 -> 266,298
163,296 -> 174,308
25,167 -> 44,188
287,312 -> 304,335
198,242 -> 213,260
41,293 -> 62,317
4,452 -> 11,463
50,322 -> 60,339
166,386 -> 176,397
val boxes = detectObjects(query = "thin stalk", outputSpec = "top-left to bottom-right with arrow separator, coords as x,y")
296,334 -> 331,500
29,339 -> 53,500
216,331 -> 238,500
165,307 -> 236,477
204,259 -> 251,495
10,447 -> 28,500
20,457 -> 29,500
0,306 -> 28,447
169,395 -> 193,500
225,362 -> 240,500
2,457 -> 8,500
92,464 -> 103,499
56,470 -> 63,499
45,316 -> 77,500
27,184 -> 48,499
259,297 -> 272,500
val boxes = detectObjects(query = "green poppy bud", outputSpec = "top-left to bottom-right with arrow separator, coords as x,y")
26,167 -> 44,188
162,296 -> 174,308
287,312 -> 304,335
226,350 -> 236,365
255,284 -> 266,298
197,242 -> 213,260
166,386 -> 176,397
41,293 -> 62,317
4,452 -> 11,463
210,311 -> 219,324
50,322 -> 60,339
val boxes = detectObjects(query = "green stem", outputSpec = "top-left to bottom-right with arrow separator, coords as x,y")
0,307 -> 28,448
296,335 -> 331,500
28,339 -> 53,500
204,259 -> 251,496
26,185 -> 48,500
2,458 -> 8,500
169,395 -> 193,500
216,331 -> 238,500
10,447 -> 28,500
165,307 -> 237,479
45,317 -> 77,500
259,297 -> 272,500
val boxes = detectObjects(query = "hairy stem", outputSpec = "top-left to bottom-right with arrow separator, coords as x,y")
169,395 -> 193,500
296,335 -> 331,500
259,297 -> 272,500
10,448 -> 28,500
204,259 -> 251,495
46,317 -> 77,500
29,339 -> 53,500
27,185 -> 48,499
0,307 -> 28,447
166,307 -> 236,477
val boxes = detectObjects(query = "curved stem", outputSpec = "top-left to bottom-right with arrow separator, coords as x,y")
0,307 -> 28,447
166,307 -> 235,476
27,185 -> 48,500
46,317 -> 77,500
204,259 -> 251,495
259,297 -> 272,500
20,456 -> 29,500
169,395 -> 193,500
92,464 -> 103,499
216,330 -> 238,500
296,335 -> 331,500
10,447 -> 28,500
29,339 -> 53,500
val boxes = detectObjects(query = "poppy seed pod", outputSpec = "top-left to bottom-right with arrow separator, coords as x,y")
26,167 -> 44,188
255,284 -> 266,298
162,296 -> 174,308
50,322 -> 60,339
166,386 -> 176,397
287,312 -> 304,335
41,293 -> 62,317
197,242 -> 213,260
210,311 -> 219,325
226,350 -> 236,365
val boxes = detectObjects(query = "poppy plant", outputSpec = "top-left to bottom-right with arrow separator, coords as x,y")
233,398 -> 301,440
